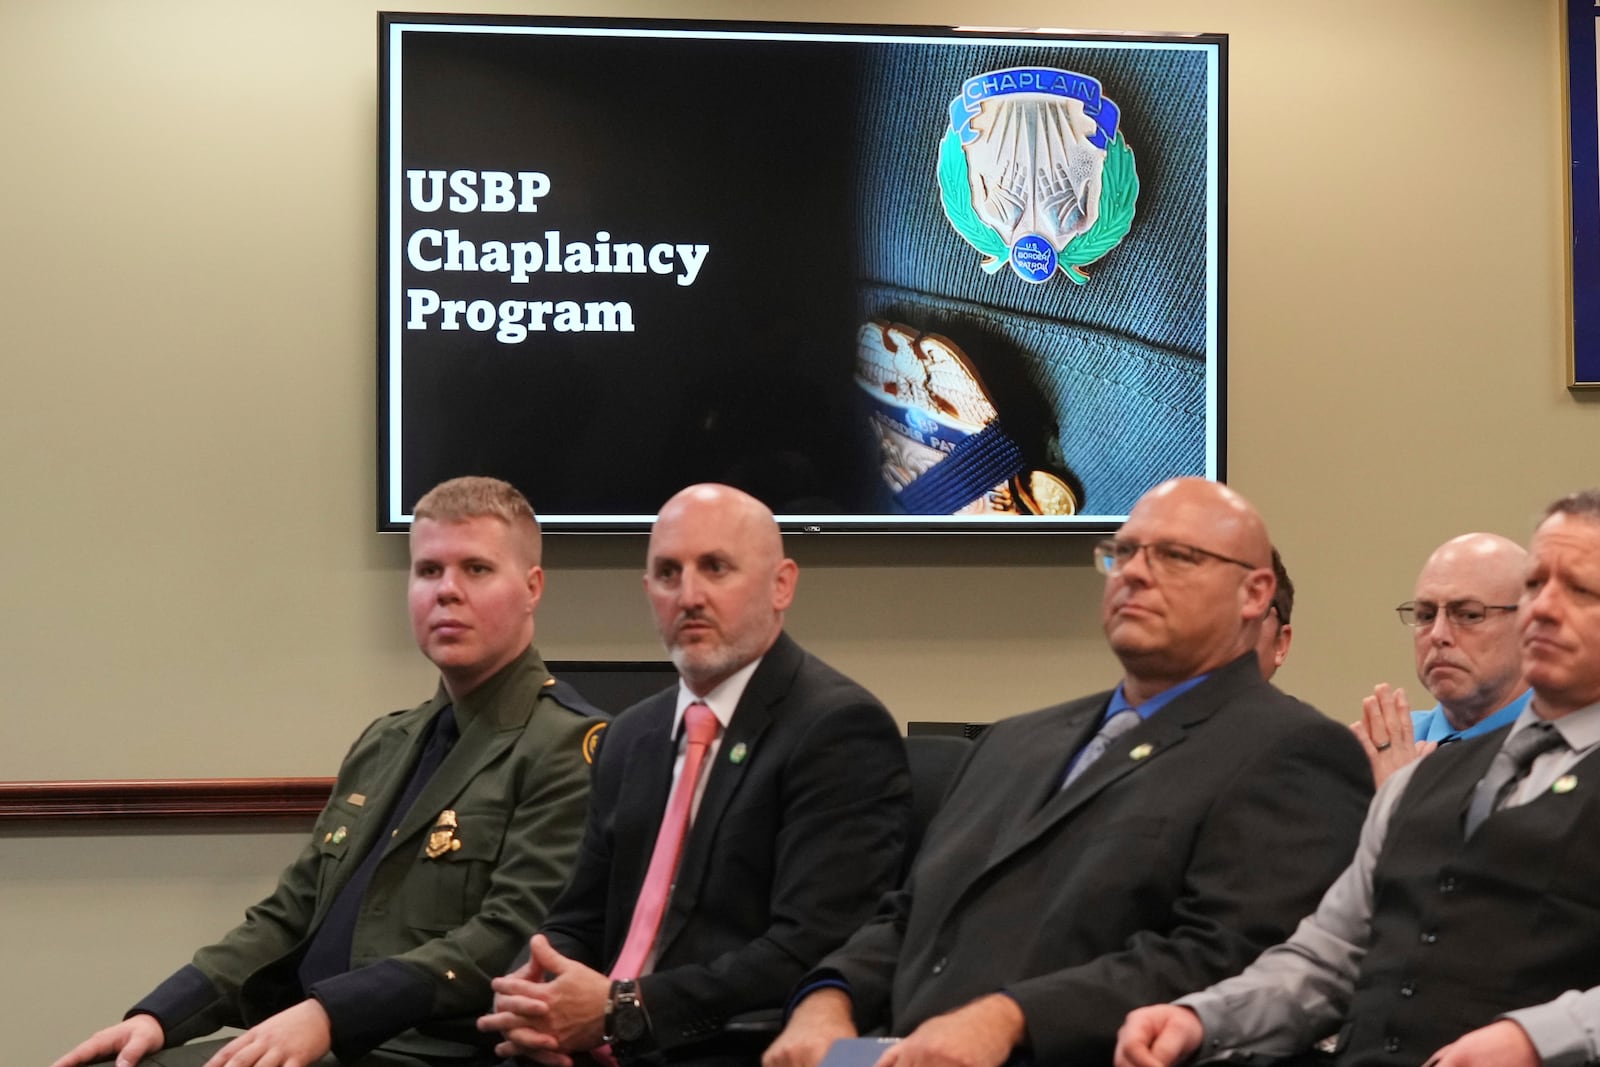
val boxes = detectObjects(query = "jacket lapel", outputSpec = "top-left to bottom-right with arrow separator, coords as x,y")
982,654 -> 1261,877
616,696 -> 679,881
308,690 -> 440,918
986,697 -> 1106,862
386,648 -> 545,856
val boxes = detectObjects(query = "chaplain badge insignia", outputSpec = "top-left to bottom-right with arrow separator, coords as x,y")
939,67 -> 1138,285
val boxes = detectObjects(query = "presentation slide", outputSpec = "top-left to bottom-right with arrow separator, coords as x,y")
381,18 -> 1224,531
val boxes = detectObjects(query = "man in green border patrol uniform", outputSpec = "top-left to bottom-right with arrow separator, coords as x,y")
51,476 -> 605,1067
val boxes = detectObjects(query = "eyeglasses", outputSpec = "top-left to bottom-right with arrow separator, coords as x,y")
1093,539 -> 1259,577
1394,600 -> 1518,629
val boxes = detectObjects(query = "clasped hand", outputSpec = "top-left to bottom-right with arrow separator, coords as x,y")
478,934 -> 611,1066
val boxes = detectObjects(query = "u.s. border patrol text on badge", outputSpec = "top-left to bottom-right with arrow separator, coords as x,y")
938,67 -> 1138,285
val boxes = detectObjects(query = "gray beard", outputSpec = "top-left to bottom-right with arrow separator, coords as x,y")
667,631 -> 765,694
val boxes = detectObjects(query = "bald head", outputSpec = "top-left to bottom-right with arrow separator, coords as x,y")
1134,479 -> 1272,567
1420,533 -> 1527,583
1101,478 -> 1277,702
645,484 -> 798,695
656,484 -> 785,566
1410,532 -> 1528,728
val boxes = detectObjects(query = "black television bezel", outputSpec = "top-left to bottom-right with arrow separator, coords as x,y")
377,12 -> 1228,535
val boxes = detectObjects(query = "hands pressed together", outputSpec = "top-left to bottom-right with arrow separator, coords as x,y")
1351,683 -> 1437,787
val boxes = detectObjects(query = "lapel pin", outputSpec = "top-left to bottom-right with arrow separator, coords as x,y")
331,826 -> 348,845
1553,774 -> 1578,795
1129,743 -> 1154,761
425,809 -> 461,859
729,741 -> 748,765
347,793 -> 366,807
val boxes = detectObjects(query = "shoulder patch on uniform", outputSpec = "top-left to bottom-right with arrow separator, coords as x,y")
582,721 -> 609,765
543,677 -> 609,719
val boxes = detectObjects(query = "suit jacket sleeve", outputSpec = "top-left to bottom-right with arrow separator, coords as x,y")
1002,716 -> 1372,1063
1179,761 -> 1416,1062
132,717 -> 395,1043
538,735 -> 621,973
809,736 -> 984,1031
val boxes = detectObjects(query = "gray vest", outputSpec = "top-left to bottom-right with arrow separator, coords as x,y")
1334,728 -> 1600,1066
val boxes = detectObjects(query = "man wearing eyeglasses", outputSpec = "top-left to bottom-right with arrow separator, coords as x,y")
1115,490 -> 1600,1067
1351,533 -> 1531,786
764,477 -> 1371,1067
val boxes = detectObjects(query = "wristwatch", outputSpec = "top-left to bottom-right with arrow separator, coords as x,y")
604,979 -> 652,1052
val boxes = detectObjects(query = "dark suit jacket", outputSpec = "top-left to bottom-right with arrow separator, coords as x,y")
135,647 -> 601,1062
540,632 -> 911,1058
815,652 -> 1373,1065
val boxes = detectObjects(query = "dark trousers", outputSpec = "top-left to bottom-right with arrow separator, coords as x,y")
142,1038 -> 488,1067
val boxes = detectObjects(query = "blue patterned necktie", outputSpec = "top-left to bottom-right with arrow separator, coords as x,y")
1062,708 -> 1142,790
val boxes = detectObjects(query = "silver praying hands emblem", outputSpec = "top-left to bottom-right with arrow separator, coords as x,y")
964,96 -> 1106,250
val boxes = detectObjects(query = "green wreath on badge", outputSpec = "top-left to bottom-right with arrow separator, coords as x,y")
938,128 -> 1138,285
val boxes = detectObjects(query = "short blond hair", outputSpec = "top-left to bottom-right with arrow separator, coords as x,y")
412,476 -> 541,565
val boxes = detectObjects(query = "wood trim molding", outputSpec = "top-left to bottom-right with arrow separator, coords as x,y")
0,777 -> 334,822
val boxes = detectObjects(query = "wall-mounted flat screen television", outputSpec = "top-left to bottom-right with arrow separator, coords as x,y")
379,14 -> 1226,532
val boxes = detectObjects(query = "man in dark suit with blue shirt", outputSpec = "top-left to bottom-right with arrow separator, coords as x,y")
764,477 -> 1373,1067
481,483 -> 911,1067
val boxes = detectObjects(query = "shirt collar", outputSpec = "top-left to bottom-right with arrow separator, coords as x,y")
1523,696 -> 1600,755
671,656 -> 763,739
1106,670 -> 1212,723
443,642 -> 537,729
1421,689 -> 1533,743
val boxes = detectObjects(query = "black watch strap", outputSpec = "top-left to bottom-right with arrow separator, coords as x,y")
605,978 -> 651,1051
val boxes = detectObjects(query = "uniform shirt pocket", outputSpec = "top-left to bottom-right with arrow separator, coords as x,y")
311,799 -> 368,893
408,809 -> 508,933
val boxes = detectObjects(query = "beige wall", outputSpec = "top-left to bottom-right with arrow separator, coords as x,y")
2,0 -> 1584,1059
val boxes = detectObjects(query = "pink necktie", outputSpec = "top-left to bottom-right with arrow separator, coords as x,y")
610,701 -> 722,979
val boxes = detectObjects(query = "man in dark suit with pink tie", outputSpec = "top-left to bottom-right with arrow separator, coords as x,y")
481,483 -> 911,1067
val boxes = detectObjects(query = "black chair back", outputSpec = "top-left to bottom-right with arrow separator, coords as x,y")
903,734 -> 973,872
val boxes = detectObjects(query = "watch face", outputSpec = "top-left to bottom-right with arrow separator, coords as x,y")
616,1002 -> 647,1042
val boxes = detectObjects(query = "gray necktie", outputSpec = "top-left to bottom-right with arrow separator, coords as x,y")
1062,708 -> 1142,789
1463,721 -> 1565,837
